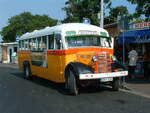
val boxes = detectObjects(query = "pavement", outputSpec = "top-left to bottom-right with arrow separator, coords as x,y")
122,76 -> 150,99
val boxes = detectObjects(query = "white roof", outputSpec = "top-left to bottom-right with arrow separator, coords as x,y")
20,23 -> 109,40
0,42 -> 18,46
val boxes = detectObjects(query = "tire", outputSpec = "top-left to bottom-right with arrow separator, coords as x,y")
24,64 -> 32,80
112,78 -> 120,91
67,70 -> 79,96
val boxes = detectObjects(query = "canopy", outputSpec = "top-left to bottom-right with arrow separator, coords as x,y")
118,29 -> 150,44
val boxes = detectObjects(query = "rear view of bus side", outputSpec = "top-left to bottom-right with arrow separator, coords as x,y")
18,23 -> 128,95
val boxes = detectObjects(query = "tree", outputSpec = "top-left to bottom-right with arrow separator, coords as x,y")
127,0 -> 150,18
63,0 -> 111,25
104,6 -> 129,24
0,12 -> 57,42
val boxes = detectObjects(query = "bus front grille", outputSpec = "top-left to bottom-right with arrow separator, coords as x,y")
95,52 -> 112,73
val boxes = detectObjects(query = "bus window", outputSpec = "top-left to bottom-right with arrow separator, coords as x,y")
66,36 -> 101,48
24,40 -> 28,50
22,40 -> 25,50
37,37 -> 41,51
30,39 -> 33,50
55,34 -> 62,50
41,36 -> 47,51
48,35 -> 54,50
66,36 -> 112,48
29,39 -> 32,50
19,41 -> 21,50
32,38 -> 37,51
100,37 -> 112,48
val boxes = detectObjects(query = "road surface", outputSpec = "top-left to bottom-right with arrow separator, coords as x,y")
0,64 -> 150,113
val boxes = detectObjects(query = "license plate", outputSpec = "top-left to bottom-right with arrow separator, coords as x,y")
100,78 -> 113,82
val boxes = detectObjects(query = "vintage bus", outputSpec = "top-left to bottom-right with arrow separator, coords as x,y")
18,23 -> 128,95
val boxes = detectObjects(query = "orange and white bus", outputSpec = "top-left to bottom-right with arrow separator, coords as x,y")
18,23 -> 128,95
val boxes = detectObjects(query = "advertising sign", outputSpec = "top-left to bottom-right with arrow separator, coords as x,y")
129,22 -> 150,30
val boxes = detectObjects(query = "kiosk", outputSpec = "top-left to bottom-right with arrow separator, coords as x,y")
118,28 -> 150,76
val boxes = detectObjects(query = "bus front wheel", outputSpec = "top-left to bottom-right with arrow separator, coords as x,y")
112,78 -> 119,91
67,70 -> 79,96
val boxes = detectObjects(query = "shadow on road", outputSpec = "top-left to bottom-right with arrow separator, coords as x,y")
11,71 -> 70,95
11,70 -> 115,96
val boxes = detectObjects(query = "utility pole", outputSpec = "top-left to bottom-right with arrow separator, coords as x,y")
100,0 -> 104,28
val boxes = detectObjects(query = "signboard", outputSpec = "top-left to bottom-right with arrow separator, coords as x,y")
133,22 -> 150,29
129,22 -> 150,30
78,30 -> 98,35
118,29 -> 150,44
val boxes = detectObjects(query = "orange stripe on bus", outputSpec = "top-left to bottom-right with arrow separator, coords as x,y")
47,48 -> 114,55
18,50 -> 31,54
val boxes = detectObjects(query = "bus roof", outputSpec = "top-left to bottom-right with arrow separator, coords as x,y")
20,23 -> 109,40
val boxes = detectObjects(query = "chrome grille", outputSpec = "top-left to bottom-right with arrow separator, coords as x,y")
96,52 -> 112,73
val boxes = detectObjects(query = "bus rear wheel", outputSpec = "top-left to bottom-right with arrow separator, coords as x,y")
67,70 -> 79,96
24,64 -> 32,80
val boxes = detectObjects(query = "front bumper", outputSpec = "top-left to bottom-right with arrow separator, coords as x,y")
79,71 -> 128,80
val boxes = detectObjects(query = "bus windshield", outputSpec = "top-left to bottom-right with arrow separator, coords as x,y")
66,35 -> 112,48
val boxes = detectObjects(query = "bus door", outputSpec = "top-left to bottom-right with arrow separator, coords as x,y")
31,36 -> 49,78
47,34 -> 63,82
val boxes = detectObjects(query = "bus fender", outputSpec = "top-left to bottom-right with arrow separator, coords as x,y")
65,62 -> 94,79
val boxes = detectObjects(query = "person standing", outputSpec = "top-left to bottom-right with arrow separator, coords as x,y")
128,47 -> 138,79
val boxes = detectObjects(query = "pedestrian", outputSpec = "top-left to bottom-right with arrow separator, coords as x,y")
128,47 -> 138,79
143,51 -> 150,80
12,52 -> 16,63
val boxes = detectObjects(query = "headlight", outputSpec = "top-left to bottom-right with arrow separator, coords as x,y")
112,55 -> 117,61
92,56 -> 98,62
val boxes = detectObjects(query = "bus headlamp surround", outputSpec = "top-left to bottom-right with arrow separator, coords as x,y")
92,56 -> 98,62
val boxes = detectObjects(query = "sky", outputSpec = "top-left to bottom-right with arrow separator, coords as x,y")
0,0 -> 136,32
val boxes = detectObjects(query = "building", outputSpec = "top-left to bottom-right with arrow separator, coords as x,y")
105,21 -> 150,76
104,22 -> 120,38
0,42 -> 18,63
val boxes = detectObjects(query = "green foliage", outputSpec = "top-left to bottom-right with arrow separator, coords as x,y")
63,0 -> 111,25
63,0 -> 131,25
127,0 -> 150,18
104,6 -> 129,24
1,12 -> 57,42
130,18 -> 144,24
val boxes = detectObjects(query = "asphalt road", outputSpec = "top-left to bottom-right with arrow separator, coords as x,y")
0,64 -> 150,113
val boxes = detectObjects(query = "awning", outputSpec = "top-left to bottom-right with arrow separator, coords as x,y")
118,29 -> 150,44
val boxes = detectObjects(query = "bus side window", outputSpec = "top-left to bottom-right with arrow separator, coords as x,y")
41,36 -> 47,51
55,34 -> 62,50
29,39 -> 32,50
24,40 -> 28,50
22,40 -> 25,50
32,38 -> 37,51
37,37 -> 41,51
19,41 -> 21,50
48,35 -> 54,50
